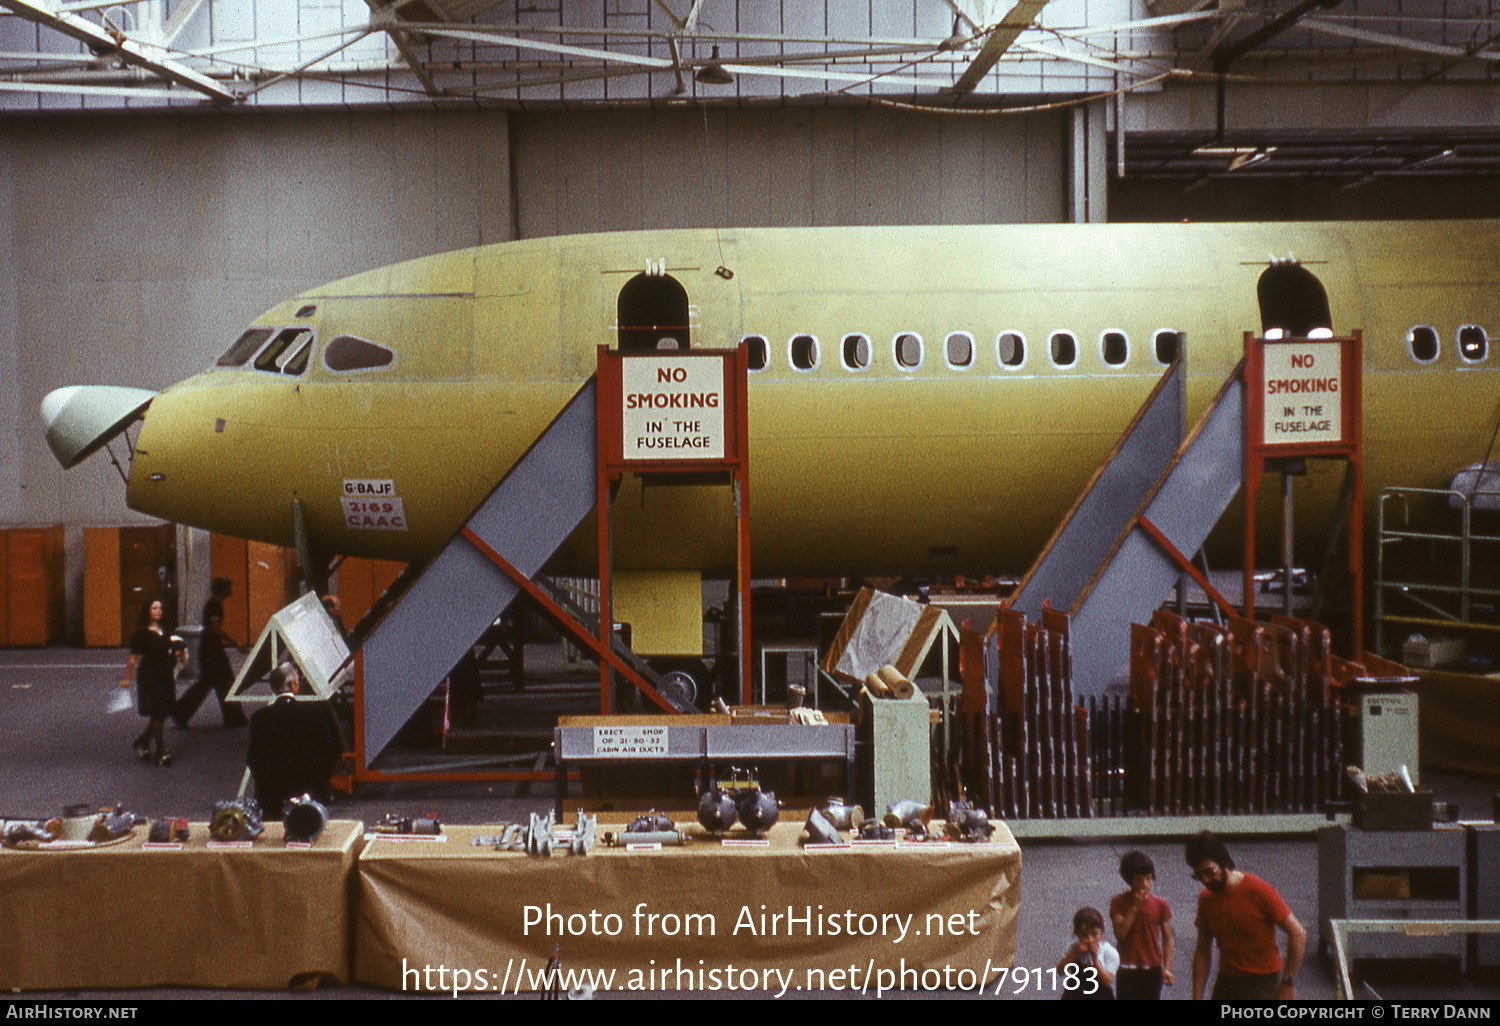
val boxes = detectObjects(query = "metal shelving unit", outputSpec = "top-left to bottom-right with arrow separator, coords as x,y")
1374,486 -> 1500,658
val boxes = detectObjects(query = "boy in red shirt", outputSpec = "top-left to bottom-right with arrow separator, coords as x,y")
1110,850 -> 1175,999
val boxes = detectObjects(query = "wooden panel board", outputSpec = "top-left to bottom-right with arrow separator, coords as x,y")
0,534 -> 7,646
7,528 -> 64,646
83,528 -> 123,646
335,557 -> 405,626
246,540 -> 298,643
209,534 -> 249,646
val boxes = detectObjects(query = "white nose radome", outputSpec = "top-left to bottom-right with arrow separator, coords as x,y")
40,385 -> 157,469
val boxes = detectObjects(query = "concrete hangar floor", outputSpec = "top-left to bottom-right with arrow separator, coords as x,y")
1,642 -> 1496,1003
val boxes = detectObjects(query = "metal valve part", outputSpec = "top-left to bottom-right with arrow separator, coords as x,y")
737,790 -> 779,836
3,820 -> 55,845
89,805 -> 140,842
883,800 -> 934,837
819,797 -> 864,832
944,800 -> 996,842
282,794 -> 328,844
605,829 -> 686,847
697,788 -> 738,835
375,812 -> 442,835
571,810 -> 596,856
147,817 -> 190,844
801,806 -> 844,846
210,797 -> 265,842
857,820 -> 898,841
629,810 -> 675,833
528,811 -> 555,856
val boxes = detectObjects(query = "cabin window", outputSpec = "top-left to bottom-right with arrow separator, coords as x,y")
618,273 -> 690,352
790,335 -> 819,371
217,328 -> 273,367
1154,330 -> 1182,365
324,335 -> 395,372
842,334 -> 870,370
1408,326 -> 1439,363
1050,331 -> 1077,367
894,333 -> 922,370
295,305 -> 317,319
1101,331 -> 1128,367
997,331 -> 1026,368
945,332 -> 974,369
253,328 -> 315,373
744,335 -> 768,371
1459,325 -> 1489,362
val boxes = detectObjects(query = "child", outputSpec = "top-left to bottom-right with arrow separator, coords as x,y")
1110,850 -> 1175,1000
1058,906 -> 1117,1000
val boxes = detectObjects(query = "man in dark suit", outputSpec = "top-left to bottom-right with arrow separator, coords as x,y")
246,662 -> 341,820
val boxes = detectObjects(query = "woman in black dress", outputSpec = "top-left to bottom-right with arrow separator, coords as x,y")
118,599 -> 179,766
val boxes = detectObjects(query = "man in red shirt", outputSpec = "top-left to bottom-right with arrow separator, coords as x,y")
1186,831 -> 1306,1000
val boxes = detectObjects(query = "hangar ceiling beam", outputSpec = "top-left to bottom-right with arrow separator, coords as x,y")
1300,17 -> 1500,64
650,0 -> 706,34
0,0 -> 235,101
948,0 -> 1050,98
368,1 -> 441,96
160,0 -> 204,47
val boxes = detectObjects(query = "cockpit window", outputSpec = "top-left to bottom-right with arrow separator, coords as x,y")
282,338 -> 314,375
217,328 -> 273,367
254,328 -> 316,373
325,335 -> 395,372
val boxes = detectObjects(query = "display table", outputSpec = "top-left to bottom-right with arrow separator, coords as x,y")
0,819 -> 363,991
356,821 -> 1021,994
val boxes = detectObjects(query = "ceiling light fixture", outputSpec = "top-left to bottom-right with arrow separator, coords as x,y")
695,46 -> 734,86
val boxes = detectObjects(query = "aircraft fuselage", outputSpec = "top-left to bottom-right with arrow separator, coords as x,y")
118,221 -> 1500,579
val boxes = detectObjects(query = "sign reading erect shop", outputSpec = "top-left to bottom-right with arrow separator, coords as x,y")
620,355 -> 725,461
1261,341 -> 1343,445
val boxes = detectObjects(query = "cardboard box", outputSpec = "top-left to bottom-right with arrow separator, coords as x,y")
1354,789 -> 1433,830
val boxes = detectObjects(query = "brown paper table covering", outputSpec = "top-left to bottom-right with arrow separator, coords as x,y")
0,819 -> 362,991
355,820 -> 1021,995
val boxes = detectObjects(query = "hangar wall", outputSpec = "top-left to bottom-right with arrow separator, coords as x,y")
0,104 -> 1066,638
1,110 -> 510,529
511,107 -> 1066,236
0,110 -> 511,637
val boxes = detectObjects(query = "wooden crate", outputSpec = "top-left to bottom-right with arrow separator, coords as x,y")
246,541 -> 299,642
5,527 -> 65,646
335,557 -> 406,627
0,532 -> 8,646
83,524 -> 177,646
206,534 -> 300,646
208,534 -> 250,647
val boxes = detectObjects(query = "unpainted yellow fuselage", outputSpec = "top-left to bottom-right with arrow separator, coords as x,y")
124,222 -> 1500,578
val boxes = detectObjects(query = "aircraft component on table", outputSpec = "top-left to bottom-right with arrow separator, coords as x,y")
801,806 -> 845,847
817,797 -> 864,833
628,811 -> 675,834
604,829 -> 687,847
282,794 -> 328,844
147,817 -> 190,844
944,800 -> 996,842
883,799 -> 935,836
373,812 -> 443,835
696,788 -> 738,835
210,798 -> 265,842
